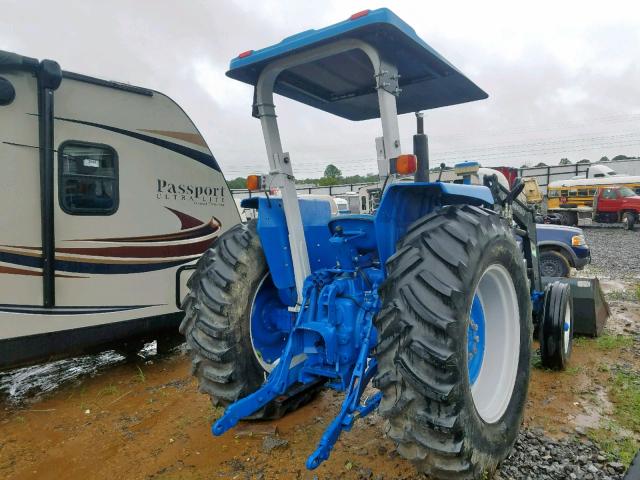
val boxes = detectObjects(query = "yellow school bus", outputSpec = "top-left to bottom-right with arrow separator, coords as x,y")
547,169 -> 640,209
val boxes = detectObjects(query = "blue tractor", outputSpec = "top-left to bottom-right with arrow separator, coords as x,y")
180,8 -> 574,478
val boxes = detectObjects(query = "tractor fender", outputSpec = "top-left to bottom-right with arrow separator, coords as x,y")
243,196 -> 335,306
374,182 -> 494,268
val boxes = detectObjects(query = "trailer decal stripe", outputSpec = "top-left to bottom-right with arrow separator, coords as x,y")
0,304 -> 158,315
0,265 -> 83,279
0,209 -> 217,275
53,116 -> 221,172
0,265 -> 41,276
54,237 -> 216,258
0,251 -> 196,274
138,129 -> 208,148
76,212 -> 220,243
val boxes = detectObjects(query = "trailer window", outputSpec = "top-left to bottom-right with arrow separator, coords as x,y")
59,142 -> 118,215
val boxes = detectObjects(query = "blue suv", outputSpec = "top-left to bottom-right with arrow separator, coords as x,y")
536,224 -> 590,277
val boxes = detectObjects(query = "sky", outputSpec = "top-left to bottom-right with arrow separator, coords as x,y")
2,0 -> 639,179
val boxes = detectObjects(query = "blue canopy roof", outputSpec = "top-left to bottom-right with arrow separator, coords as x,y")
226,8 -> 488,121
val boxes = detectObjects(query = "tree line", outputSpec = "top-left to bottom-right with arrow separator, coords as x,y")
226,164 -> 379,189
227,154 -> 638,189
525,154 -> 636,168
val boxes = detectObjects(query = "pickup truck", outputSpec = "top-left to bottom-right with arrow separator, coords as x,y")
592,186 -> 640,230
552,186 -> 640,230
536,224 -> 590,277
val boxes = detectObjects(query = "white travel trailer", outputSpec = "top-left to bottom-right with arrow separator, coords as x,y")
0,51 -> 240,369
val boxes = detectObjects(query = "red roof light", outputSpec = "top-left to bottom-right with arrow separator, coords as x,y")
238,50 -> 254,59
349,9 -> 370,20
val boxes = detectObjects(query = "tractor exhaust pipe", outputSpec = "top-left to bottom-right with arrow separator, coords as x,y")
413,112 -> 429,182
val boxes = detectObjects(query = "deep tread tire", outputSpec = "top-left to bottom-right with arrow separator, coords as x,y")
179,220 -> 317,419
374,204 -> 532,479
539,250 -> 571,278
540,281 -> 573,370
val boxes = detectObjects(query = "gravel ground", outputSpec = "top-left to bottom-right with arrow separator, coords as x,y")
582,228 -> 640,280
496,227 -> 639,480
497,429 -> 627,480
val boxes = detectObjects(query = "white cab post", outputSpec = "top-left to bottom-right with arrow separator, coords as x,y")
375,62 -> 402,186
254,87 -> 310,304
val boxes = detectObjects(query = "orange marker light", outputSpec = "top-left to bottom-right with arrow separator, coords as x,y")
238,50 -> 254,59
246,175 -> 262,191
396,154 -> 417,175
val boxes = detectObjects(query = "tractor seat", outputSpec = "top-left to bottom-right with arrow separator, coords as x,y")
328,214 -> 376,252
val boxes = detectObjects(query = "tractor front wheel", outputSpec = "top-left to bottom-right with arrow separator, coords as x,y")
540,281 -> 573,370
375,204 -> 532,479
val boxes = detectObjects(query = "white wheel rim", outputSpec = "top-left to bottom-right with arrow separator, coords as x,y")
563,302 -> 571,354
470,264 -> 520,424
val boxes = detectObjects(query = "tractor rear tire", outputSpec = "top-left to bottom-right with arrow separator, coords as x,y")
540,281 -> 573,370
374,204 -> 532,479
180,220 -> 318,420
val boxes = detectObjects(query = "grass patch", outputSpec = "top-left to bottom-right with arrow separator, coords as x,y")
205,405 -> 225,424
588,368 -> 640,466
531,349 -> 583,374
595,334 -> 633,351
531,350 -> 544,370
636,284 -> 640,302
135,365 -> 146,383
573,336 -> 591,347
575,334 -> 633,351
610,369 -> 640,433
588,424 -> 638,465
564,365 -> 583,376
99,384 -> 119,397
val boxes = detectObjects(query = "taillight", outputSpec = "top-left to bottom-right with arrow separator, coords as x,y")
349,9 -> 370,20
246,174 -> 263,191
395,154 -> 417,175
